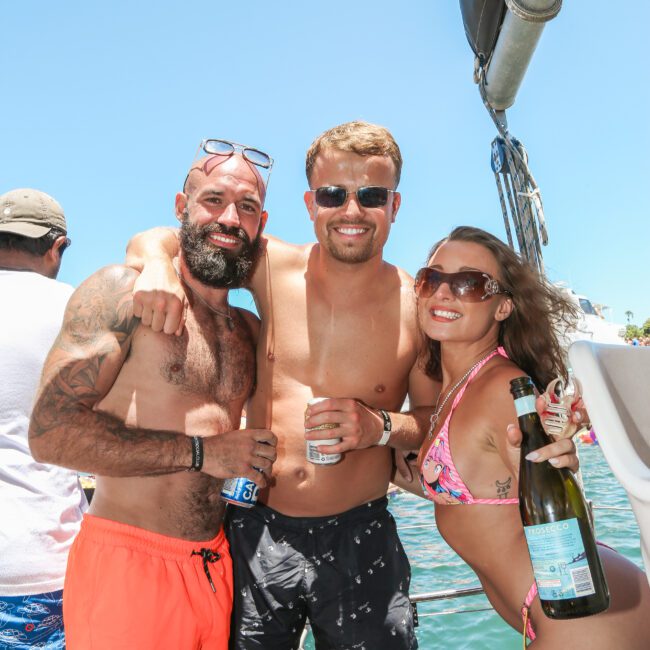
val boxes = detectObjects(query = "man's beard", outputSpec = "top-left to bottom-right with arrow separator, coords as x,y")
180,216 -> 261,288
324,225 -> 375,264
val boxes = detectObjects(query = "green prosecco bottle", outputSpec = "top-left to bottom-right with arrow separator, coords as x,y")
510,376 -> 610,619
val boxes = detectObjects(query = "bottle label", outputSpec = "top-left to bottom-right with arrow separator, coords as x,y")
514,394 -> 536,417
524,518 -> 596,600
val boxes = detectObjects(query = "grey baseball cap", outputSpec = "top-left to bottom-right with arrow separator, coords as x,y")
0,188 -> 67,238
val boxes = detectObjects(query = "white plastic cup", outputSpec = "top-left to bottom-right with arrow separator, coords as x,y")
305,397 -> 342,465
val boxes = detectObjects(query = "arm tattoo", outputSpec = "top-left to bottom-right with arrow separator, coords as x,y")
29,266 -> 189,477
59,268 -> 138,352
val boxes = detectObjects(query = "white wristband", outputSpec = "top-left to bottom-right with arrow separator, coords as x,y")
377,409 -> 392,446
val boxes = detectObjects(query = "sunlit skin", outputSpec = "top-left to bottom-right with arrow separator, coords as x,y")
127,148 -> 437,517
0,235 -> 68,279
244,149 -> 431,516
304,149 -> 400,265
29,154 -> 277,541
95,158 -> 271,534
416,240 -> 512,354
177,155 -> 268,258
121,141 -> 618,645
174,155 -> 268,312
400,240 -> 650,647
125,150 -> 582,521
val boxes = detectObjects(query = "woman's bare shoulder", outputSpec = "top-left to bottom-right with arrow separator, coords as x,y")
475,360 -> 526,407
471,360 -> 528,441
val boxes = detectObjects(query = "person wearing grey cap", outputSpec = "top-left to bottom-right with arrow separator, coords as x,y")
0,188 -> 86,649
0,187 -> 71,278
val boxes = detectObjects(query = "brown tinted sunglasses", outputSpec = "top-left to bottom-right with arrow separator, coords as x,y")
414,267 -> 511,302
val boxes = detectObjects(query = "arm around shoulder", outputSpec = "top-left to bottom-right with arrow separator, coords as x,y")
248,234 -> 310,297
124,226 -> 180,271
125,227 -> 185,335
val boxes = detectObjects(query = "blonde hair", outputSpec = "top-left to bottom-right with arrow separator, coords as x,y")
305,121 -> 402,187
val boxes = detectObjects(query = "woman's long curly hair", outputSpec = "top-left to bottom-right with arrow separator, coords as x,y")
420,226 -> 579,391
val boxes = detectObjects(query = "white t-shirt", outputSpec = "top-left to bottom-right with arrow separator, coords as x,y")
0,269 -> 87,596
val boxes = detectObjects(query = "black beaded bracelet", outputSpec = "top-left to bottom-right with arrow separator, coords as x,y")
187,435 -> 204,472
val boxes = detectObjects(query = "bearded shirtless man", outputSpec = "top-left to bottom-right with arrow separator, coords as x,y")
28,150 -> 277,650
126,122 -> 434,649
127,122 -> 579,650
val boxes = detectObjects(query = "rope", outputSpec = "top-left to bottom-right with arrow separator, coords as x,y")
478,67 -> 548,273
416,607 -> 494,618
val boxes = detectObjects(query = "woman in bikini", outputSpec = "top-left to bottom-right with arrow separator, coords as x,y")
395,226 -> 650,647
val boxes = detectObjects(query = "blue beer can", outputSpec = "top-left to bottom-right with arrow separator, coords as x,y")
220,477 -> 259,508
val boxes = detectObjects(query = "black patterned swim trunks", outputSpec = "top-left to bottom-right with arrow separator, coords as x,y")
226,497 -> 417,650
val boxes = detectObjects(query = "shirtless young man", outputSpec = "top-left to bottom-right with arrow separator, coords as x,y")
28,151 -> 277,650
128,122 -> 433,649
128,123 -> 579,649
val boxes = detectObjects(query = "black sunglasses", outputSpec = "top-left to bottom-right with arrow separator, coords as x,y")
311,186 -> 395,209
414,267 -> 511,302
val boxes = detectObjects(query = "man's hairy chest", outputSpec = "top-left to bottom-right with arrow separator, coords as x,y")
125,311 -> 257,406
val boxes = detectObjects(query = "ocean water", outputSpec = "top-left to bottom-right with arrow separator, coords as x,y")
303,442 -> 644,649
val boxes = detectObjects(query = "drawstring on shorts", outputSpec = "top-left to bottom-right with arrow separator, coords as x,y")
192,548 -> 221,593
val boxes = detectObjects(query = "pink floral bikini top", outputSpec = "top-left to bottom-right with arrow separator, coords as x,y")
419,347 -> 519,505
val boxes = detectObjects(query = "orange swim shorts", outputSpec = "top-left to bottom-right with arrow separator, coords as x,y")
63,514 -> 233,650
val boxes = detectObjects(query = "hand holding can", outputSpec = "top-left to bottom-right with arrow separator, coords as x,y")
215,429 -> 276,508
221,477 -> 259,508
305,397 -> 341,465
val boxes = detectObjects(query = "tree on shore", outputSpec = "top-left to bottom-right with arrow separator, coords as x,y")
625,318 -> 650,341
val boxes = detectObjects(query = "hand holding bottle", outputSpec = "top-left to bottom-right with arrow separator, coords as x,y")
506,394 -> 580,473
511,376 -> 609,620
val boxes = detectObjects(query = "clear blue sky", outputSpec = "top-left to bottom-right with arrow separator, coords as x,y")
3,1 -> 648,326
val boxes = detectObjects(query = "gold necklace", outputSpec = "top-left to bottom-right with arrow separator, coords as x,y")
428,348 -> 498,439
